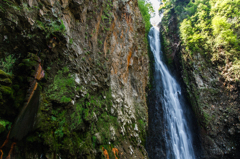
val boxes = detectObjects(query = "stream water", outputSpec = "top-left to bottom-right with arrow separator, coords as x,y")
147,0 -> 196,158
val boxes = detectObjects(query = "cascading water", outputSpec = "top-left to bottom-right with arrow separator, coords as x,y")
149,26 -> 196,159
147,0 -> 197,158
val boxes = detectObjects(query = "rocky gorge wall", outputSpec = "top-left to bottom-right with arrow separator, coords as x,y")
160,0 -> 240,158
0,0 -> 149,158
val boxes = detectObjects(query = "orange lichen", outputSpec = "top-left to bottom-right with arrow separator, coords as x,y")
121,11 -> 133,32
0,150 -> 2,159
113,31 -> 117,39
110,19 -> 116,31
104,40 -> 108,56
35,64 -> 45,81
0,129 -> 11,159
26,81 -> 38,106
25,57 -> 44,109
0,130 -> 10,149
92,9 -> 103,41
129,25 -> 133,32
112,148 -> 119,159
6,142 -> 16,159
14,56 -> 45,135
103,15 -> 117,57
120,30 -> 124,39
123,12 -> 132,24
111,61 -> 118,75
102,147 -> 109,159
120,72 -> 128,83
127,49 -> 133,69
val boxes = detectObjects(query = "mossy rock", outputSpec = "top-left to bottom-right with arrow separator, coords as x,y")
19,59 -> 39,68
46,67 -> 75,103
18,53 -> 40,69
0,85 -> 13,95
0,78 -> 12,85
0,70 -> 12,79
27,53 -> 40,62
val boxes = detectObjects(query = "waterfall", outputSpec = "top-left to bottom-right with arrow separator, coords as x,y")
145,1 -> 198,158
148,25 -> 196,159
144,0 -> 197,157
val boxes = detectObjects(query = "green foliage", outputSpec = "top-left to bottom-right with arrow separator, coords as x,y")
69,38 -> 73,44
0,55 -> 16,74
138,0 -> 152,41
212,16 -> 237,47
0,85 -> 13,95
178,0 -> 240,76
159,0 -> 173,11
32,87 -> 119,156
47,67 -> 75,103
96,113 -> 119,144
92,135 -> 97,147
60,96 -> 71,103
70,102 -> 84,130
137,119 -> 147,144
203,111 -> 210,125
2,0 -> 22,11
36,19 -> 66,38
98,39 -> 103,46
0,119 -> 11,133
0,69 -> 13,105
62,66 -> 69,73
0,69 -> 12,79
101,15 -> 108,21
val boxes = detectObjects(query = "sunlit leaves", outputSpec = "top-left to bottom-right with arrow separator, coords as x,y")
138,0 -> 152,33
178,0 -> 240,76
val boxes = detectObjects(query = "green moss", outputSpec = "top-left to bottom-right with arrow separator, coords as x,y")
27,87 -> 120,157
0,78 -> 12,84
0,69 -> 12,79
0,55 -> 16,74
203,111 -> 210,125
60,96 -> 72,103
138,119 -> 147,145
92,135 -> 97,148
0,85 -> 13,95
19,59 -> 38,67
46,67 -> 75,103
36,19 -> 66,38
69,38 -> 73,44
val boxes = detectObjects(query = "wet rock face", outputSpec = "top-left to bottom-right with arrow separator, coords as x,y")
146,89 -> 166,159
160,4 -> 240,159
145,41 -> 167,159
185,53 -> 240,158
0,0 -> 149,158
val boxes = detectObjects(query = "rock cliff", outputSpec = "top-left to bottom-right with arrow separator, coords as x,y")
0,0 -> 149,158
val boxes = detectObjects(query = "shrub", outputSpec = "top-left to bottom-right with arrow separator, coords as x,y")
37,19 -> 66,38
178,0 -> 240,76
138,0 -> 152,42
0,55 -> 16,74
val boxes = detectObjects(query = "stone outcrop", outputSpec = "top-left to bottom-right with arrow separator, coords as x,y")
0,0 -> 149,158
